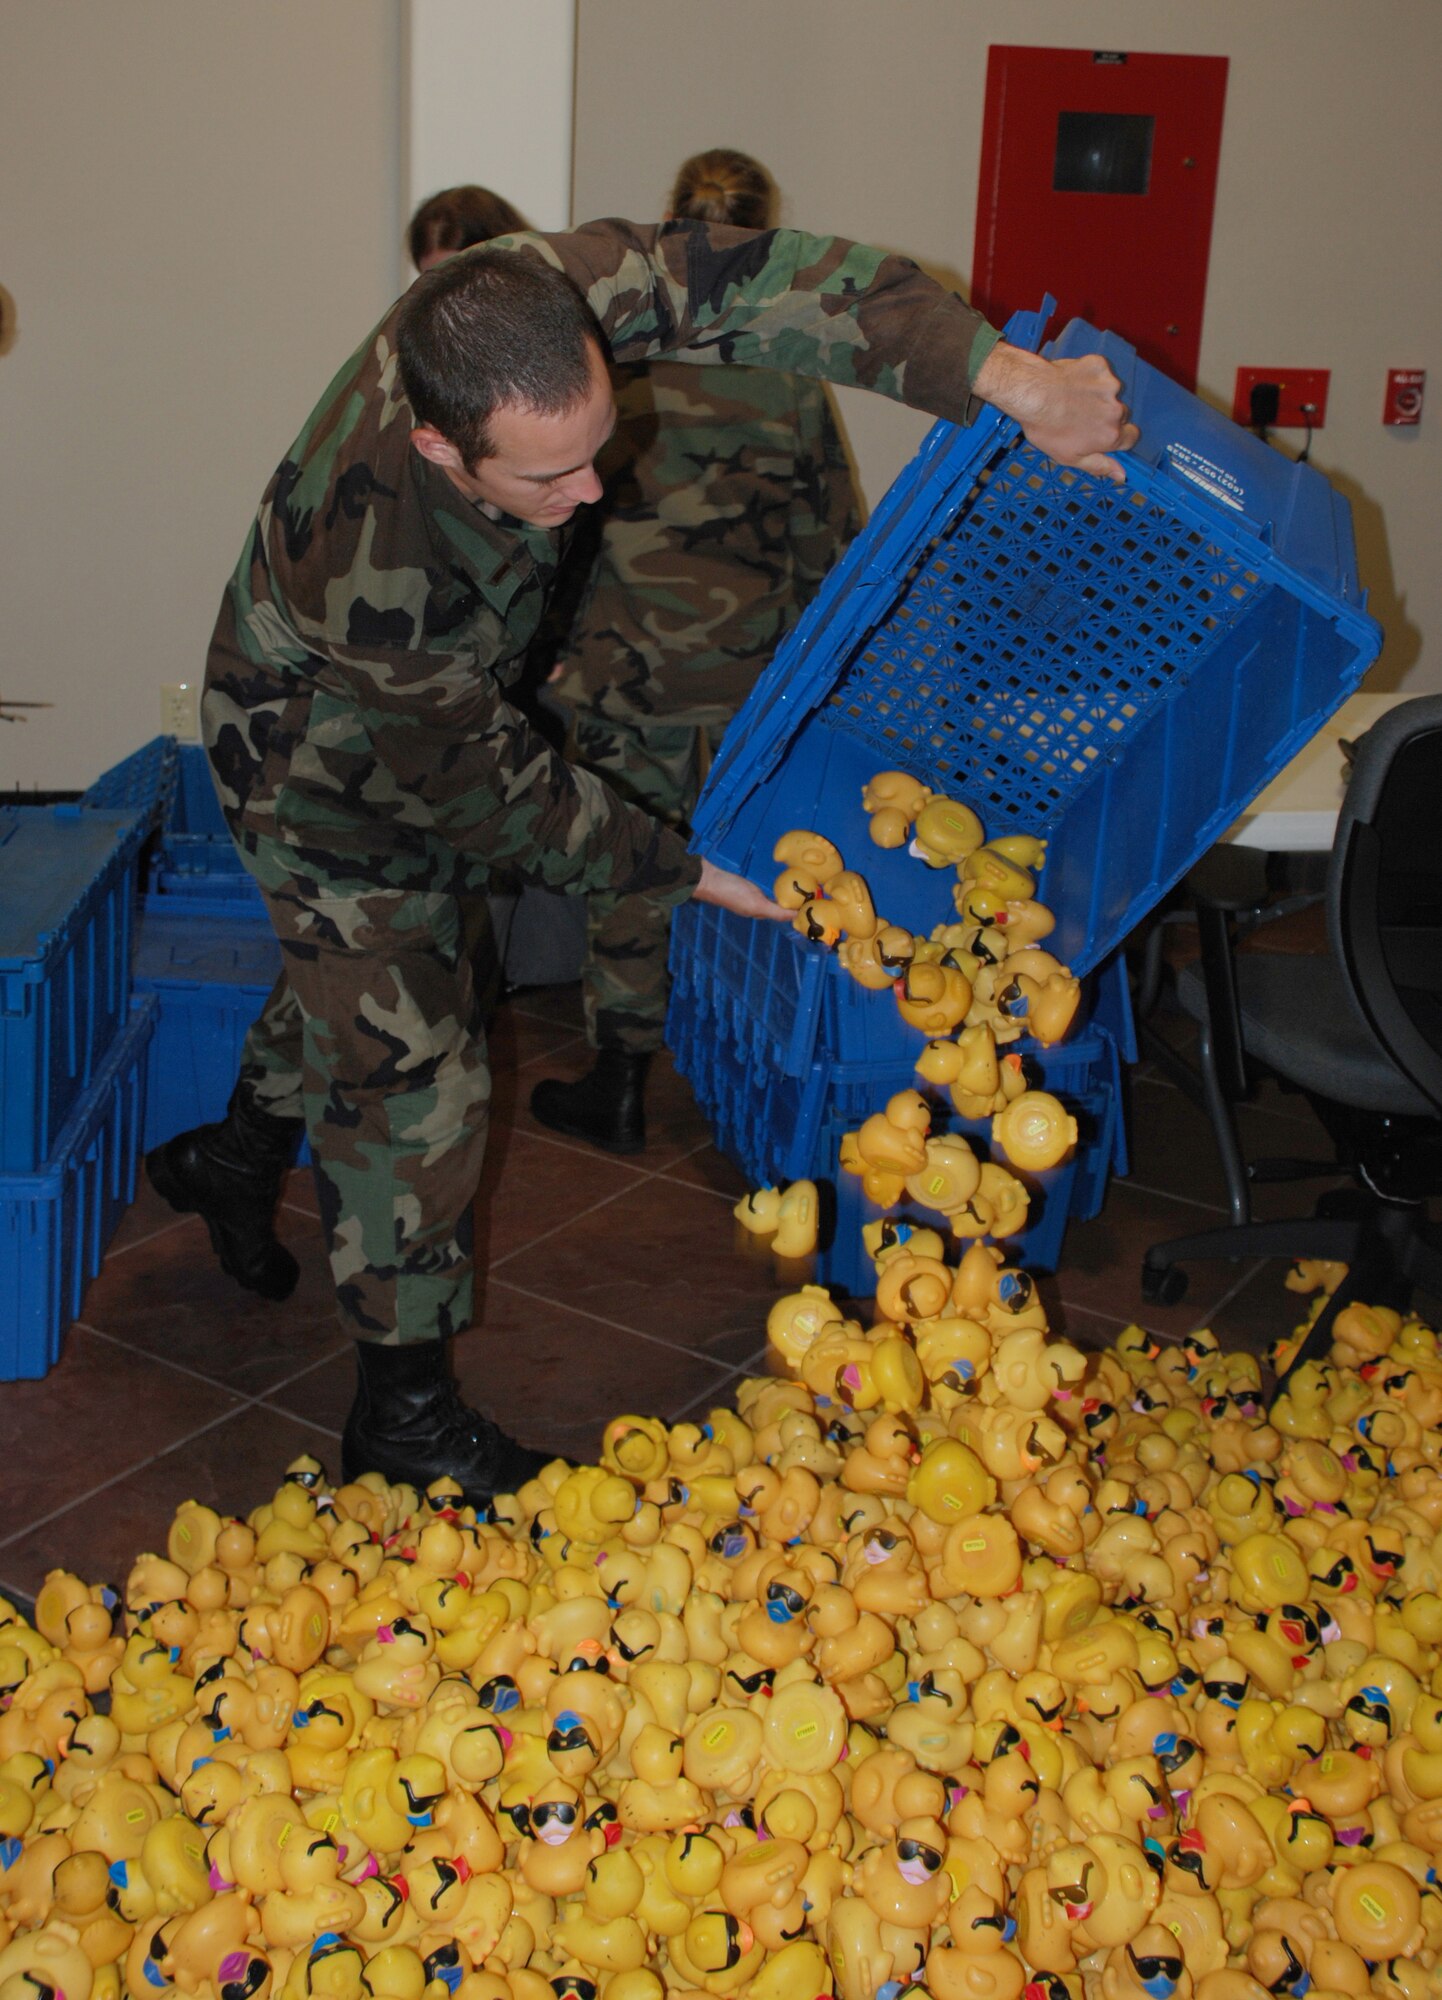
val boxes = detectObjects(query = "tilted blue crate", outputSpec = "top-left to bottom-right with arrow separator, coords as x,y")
673,303 -> 1377,1278
692,305 -> 1382,978
132,906 -> 306,1160
0,806 -> 146,1172
0,995 -> 157,1380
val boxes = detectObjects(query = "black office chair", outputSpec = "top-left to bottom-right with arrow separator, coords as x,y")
1141,696 -> 1442,1380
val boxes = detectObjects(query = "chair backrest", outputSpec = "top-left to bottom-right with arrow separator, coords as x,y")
1328,695 -> 1442,1113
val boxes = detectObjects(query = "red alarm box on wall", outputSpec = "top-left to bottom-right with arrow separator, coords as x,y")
1383,369 -> 1425,426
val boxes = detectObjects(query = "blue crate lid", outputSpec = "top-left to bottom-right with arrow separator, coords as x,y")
692,304 -> 1383,977
0,807 -> 144,973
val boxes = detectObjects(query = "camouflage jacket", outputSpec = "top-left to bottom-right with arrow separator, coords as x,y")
550,360 -> 862,728
203,218 -> 998,897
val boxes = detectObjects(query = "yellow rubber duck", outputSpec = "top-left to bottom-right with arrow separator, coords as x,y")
861,770 -> 934,847
551,1467 -> 637,1549
960,845 -> 1037,904
911,799 -> 985,868
617,1723 -> 709,1833
992,1090 -> 1078,1172
903,1135 -> 981,1218
852,1090 -> 931,1177
826,870 -> 878,940
839,931 -> 903,990
895,960 -> 972,1035
790,896 -> 843,949
772,828 -> 844,882
766,1286 -> 846,1369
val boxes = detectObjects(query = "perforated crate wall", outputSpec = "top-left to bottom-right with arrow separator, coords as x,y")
820,442 -> 1270,828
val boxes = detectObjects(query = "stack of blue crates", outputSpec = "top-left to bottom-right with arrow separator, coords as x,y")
80,736 -> 294,1175
132,903 -> 286,1154
149,744 -> 265,913
673,305 -> 1383,1294
0,805 -> 157,1377
108,740 -> 282,1153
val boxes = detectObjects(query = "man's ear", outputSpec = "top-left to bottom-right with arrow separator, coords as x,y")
410,424 -> 465,472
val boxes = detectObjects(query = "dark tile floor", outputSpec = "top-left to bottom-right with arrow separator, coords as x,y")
0,977 -> 1365,1602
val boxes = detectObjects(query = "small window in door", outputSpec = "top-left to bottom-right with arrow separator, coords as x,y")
1053,111 -> 1154,194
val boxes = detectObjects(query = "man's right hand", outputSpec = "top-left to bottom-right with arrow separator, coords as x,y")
973,341 -> 1140,484
693,857 -> 788,922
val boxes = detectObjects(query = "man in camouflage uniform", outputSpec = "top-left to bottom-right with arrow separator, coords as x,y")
531,355 -> 861,1152
147,217 -> 1136,1503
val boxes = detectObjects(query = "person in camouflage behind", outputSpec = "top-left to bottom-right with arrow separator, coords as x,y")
146,210 -> 1138,1506
408,183 -> 529,272
531,151 -> 863,1155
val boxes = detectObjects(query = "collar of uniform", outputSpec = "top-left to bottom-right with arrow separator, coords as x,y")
417,453 -> 559,589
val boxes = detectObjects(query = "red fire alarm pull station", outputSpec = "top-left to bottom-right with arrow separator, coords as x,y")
1383,370 -> 1425,426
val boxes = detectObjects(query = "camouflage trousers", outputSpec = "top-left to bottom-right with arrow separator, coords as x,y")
567,708 -> 726,1054
237,837 -> 501,1347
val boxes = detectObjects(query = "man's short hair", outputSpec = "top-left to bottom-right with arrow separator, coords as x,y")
397,248 -> 604,467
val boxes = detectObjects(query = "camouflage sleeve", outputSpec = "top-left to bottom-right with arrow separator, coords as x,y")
788,380 -> 864,612
326,635 -> 701,904
497,219 -> 999,422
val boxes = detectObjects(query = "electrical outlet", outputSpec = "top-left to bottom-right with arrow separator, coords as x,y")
160,682 -> 199,739
1232,367 -> 1330,429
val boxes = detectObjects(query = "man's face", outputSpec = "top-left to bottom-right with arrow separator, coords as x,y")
415,341 -> 615,529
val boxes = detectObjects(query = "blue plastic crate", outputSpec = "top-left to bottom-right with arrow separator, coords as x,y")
813,1081 -> 1118,1297
0,806 -> 146,1172
149,868 -> 266,912
0,995 -> 157,1380
138,743 -> 267,914
131,907 -> 306,1159
674,975 -> 1122,1300
670,893 -> 1128,1291
692,306 -> 1382,981
670,894 -> 1130,1111
154,742 -> 253,878
672,303 -> 1377,1280
81,736 -> 177,828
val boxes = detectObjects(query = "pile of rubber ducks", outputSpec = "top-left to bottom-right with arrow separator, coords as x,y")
3,1255 -> 1441,2000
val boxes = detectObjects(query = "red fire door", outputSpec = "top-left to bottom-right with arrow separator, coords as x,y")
973,46 -> 1228,391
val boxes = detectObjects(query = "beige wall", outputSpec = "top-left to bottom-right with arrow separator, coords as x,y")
1,0 -> 1434,795
0,0 -> 402,789
573,0 -> 1439,691
405,0 -> 577,230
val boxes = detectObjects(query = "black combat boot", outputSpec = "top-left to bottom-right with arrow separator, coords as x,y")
529,1048 -> 652,1155
341,1339 -> 554,1503
145,1083 -> 303,1301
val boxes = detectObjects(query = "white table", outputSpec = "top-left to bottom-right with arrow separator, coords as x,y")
1225,691 -> 1410,850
